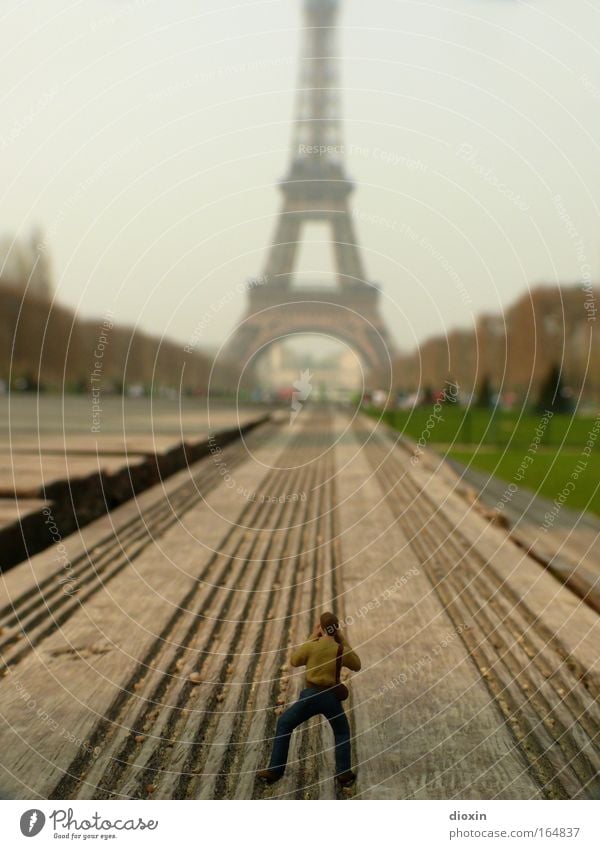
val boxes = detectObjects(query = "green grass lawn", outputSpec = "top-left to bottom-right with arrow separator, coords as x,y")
368,406 -> 599,450
449,449 -> 600,517
365,406 -> 600,516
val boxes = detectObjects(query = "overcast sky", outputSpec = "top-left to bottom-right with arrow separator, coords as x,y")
2,0 -> 600,355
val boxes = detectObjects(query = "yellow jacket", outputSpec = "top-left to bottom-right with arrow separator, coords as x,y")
290,636 -> 361,687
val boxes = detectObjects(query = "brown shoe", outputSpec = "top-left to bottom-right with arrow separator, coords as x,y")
256,768 -> 283,784
336,770 -> 357,787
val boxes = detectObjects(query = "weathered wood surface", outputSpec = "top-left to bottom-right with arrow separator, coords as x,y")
335,417 -> 541,799
0,396 -> 265,496
0,454 -> 147,497
2,436 -> 188,456
348,414 -> 599,799
0,400 -> 270,573
0,498 -> 48,531
0,415 -> 294,798
0,408 -> 598,800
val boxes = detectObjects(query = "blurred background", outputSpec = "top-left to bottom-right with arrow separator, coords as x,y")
1,0 -> 599,558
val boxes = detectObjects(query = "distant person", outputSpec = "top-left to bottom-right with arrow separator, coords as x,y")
257,611 -> 361,788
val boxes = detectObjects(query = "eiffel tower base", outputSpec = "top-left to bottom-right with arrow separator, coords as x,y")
224,283 -> 393,382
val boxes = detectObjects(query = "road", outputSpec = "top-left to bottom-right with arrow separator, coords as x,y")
0,407 -> 598,800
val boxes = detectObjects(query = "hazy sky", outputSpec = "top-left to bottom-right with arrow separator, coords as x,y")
2,0 -> 600,356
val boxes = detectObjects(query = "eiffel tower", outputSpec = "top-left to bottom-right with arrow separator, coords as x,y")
225,0 -> 395,377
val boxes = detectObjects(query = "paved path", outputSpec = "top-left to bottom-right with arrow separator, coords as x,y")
0,408 -> 598,800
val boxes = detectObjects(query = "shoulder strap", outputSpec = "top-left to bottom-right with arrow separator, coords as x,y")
335,641 -> 343,684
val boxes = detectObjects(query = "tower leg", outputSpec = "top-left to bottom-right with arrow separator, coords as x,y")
264,209 -> 303,285
331,209 -> 366,288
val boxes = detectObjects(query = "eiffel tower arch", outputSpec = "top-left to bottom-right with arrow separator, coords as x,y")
225,0 -> 395,379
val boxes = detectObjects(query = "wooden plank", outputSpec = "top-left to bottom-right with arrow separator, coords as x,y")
399,431 -> 600,685
0,454 -> 146,497
0,422 -> 296,798
0,498 -> 48,527
335,412 -> 543,800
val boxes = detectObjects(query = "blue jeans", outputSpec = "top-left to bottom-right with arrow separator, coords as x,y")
268,686 -> 352,776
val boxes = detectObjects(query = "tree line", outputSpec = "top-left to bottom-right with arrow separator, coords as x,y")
0,286 -> 236,394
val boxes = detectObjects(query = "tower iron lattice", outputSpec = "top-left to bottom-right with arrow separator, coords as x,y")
225,0 -> 394,377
